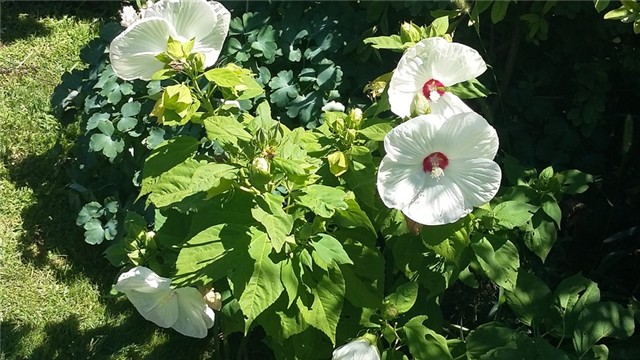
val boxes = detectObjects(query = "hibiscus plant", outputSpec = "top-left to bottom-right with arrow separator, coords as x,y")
52,0 -> 638,359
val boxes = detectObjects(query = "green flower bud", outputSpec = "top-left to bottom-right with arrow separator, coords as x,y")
400,22 -> 423,43
410,93 -> 431,117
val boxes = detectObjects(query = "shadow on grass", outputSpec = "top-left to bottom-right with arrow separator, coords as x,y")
2,307 -> 218,360
0,1 -> 120,45
4,139 -> 220,359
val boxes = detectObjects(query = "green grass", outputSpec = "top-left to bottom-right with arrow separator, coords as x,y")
0,3 -> 217,359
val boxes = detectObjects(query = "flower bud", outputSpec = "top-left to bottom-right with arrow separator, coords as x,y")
400,22 -> 423,43
346,108 -> 363,129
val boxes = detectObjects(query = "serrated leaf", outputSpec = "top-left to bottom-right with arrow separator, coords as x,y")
298,264 -> 344,344
296,185 -> 348,218
252,193 -> 293,253
472,236 -> 519,291
573,302 -> 635,355
493,200 -> 539,229
505,271 -> 552,326
385,282 -> 418,315
448,78 -> 491,99
403,316 -> 453,360
363,35 -> 405,51
236,229 -> 283,333
204,115 -> 252,147
311,233 -> 353,266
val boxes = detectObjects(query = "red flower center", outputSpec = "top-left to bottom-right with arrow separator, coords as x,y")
422,79 -> 446,101
423,152 -> 449,173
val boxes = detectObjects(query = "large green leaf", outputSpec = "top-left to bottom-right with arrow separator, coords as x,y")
573,302 -> 635,356
505,271 -> 552,326
466,323 -> 518,360
141,136 -> 200,183
311,233 -> 353,267
235,229 -> 284,333
296,184 -> 348,218
403,316 -> 453,360
174,224 -> 251,286
524,212 -> 557,262
492,201 -> 539,229
251,193 -> 293,253
298,264 -> 345,344
384,282 -> 418,316
144,161 -> 237,208
204,115 -> 252,147
471,235 -> 519,291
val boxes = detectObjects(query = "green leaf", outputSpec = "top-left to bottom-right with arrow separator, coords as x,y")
552,273 -> 601,337
384,282 -> 418,315
491,0 -> 510,24
236,229 -> 284,333
204,67 -> 243,88
144,161 -> 237,208
204,115 -> 252,147
117,116 -> 138,132
252,193 -> 293,253
89,133 -> 124,161
174,224 -> 251,286
358,121 -> 393,141
524,213 -> 557,262
560,169 -> 594,194
363,35 -> 405,51
466,323 -> 518,360
296,185 -> 348,218
472,236 -> 519,291
327,151 -> 348,176
573,302 -> 635,356
604,6 -> 630,20
86,112 -> 109,131
83,218 -> 105,245
403,316 -> 453,360
121,101 -> 141,117
298,264 -> 344,344
505,271 -> 552,326
142,136 -> 199,180
492,200 -> 539,229
421,216 -> 472,267
281,260 -> 299,308
271,157 -> 309,182
76,202 -> 104,226
311,233 -> 353,266
448,78 -> 491,99
333,197 -> 376,235
542,199 -> 562,227
269,70 -> 298,107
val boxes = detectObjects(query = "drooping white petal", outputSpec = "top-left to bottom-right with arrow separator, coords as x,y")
387,42 -> 430,118
109,17 -> 175,80
424,38 -> 487,86
332,339 -> 380,360
433,112 -> 499,160
171,287 -> 214,338
428,92 -> 473,117
446,158 -> 502,209
114,266 -> 172,293
382,114 -> 445,164
130,290 -> 180,328
402,175 -> 469,226
377,159 -> 426,211
144,0 -> 230,68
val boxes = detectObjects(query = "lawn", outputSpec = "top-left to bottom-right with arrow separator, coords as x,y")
0,2 -> 216,359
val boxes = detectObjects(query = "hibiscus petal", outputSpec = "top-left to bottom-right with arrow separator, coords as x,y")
433,112 -> 499,160
114,266 -> 172,293
144,0 -> 230,69
388,42 -> 432,118
382,114 -> 445,164
377,157 -> 426,210
171,287 -> 213,338
446,158 -> 502,208
429,92 -> 473,117
425,38 -> 487,86
109,17 -> 174,80
134,290 -> 180,328
402,175 -> 468,226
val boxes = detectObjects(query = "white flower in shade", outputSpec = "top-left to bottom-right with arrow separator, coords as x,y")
119,6 -> 140,27
377,112 -> 501,226
332,337 -> 380,360
109,0 -> 231,80
388,37 -> 487,118
114,266 -> 215,338
322,101 -> 346,113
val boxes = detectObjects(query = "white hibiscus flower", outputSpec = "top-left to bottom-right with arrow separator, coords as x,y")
388,37 -> 487,118
109,0 -> 231,80
332,336 -> 380,360
114,266 -> 216,338
376,112 -> 501,226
